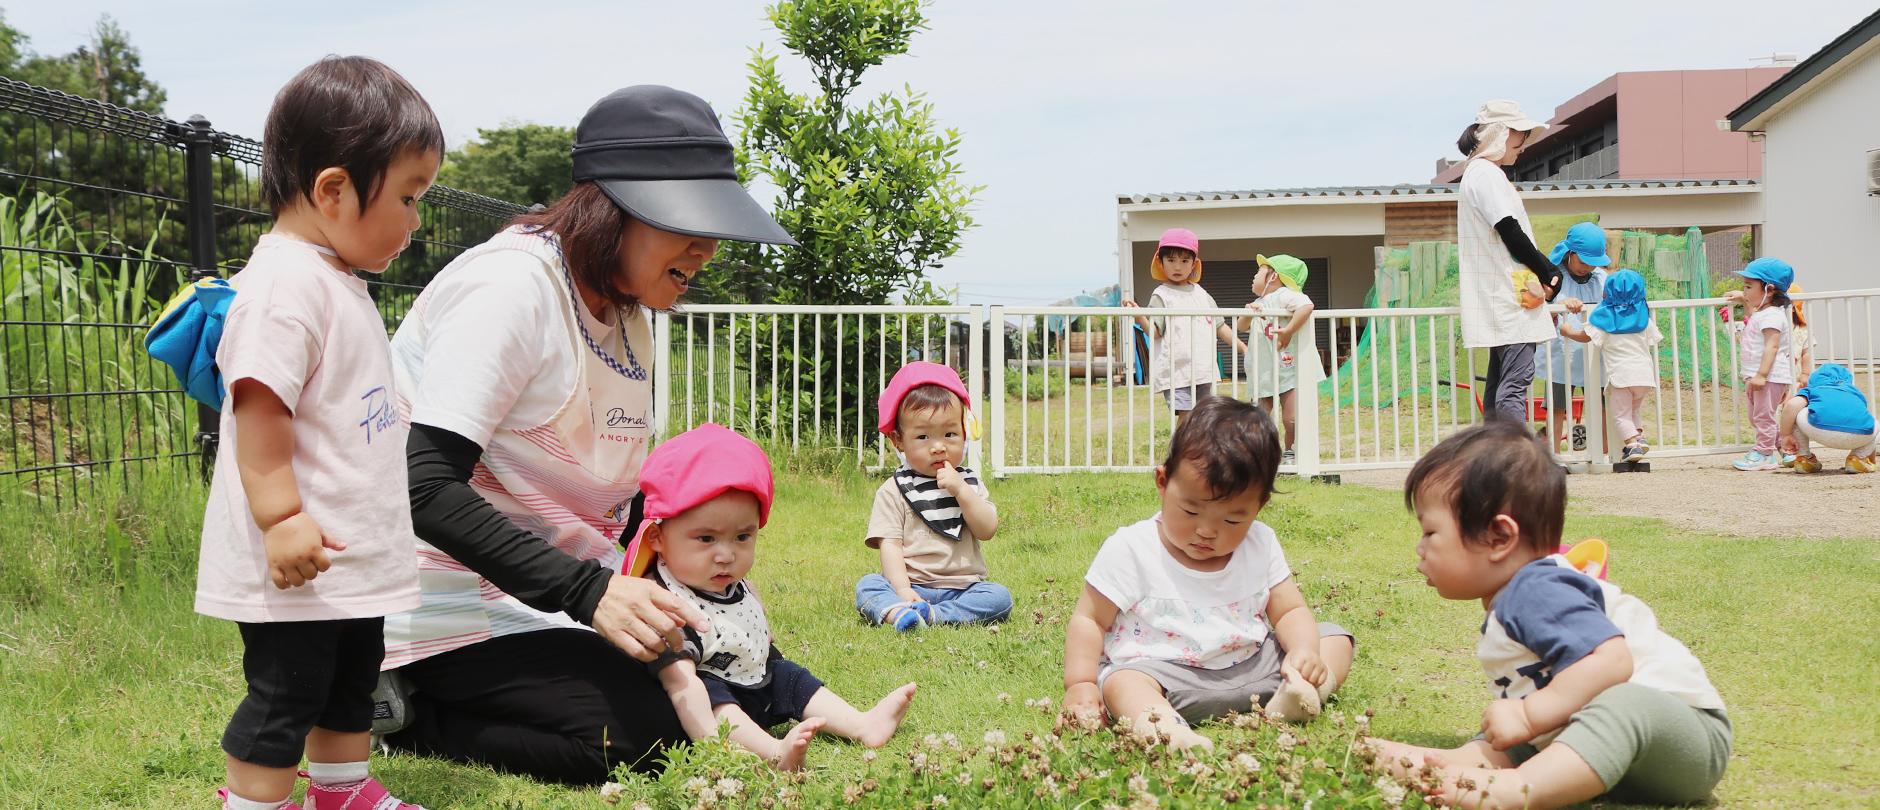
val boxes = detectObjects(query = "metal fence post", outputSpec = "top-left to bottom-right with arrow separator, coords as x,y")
988,305 -> 1005,478
1295,311 -> 1325,480
181,114 -> 222,479
966,306 -> 985,471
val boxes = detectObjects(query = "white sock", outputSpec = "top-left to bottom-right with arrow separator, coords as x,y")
223,792 -> 288,810
306,759 -> 369,788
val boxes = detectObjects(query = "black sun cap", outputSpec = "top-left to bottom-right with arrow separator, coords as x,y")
572,86 -> 797,246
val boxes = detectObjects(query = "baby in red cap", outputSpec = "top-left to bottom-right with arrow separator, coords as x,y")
856,362 -> 1012,631
629,423 -> 917,771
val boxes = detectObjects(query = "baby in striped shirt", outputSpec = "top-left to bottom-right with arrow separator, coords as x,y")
855,362 -> 1014,631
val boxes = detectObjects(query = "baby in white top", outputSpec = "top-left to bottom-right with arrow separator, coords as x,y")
1062,397 -> 1354,750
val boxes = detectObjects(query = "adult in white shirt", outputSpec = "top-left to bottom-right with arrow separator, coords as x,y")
379,86 -> 797,783
1456,100 -> 1564,424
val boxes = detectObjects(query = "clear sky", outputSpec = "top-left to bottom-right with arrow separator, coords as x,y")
9,1 -> 1872,304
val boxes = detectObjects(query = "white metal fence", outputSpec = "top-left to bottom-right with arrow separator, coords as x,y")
652,289 -> 1880,477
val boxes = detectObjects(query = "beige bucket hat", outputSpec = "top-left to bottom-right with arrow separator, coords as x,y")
1475,99 -> 1549,133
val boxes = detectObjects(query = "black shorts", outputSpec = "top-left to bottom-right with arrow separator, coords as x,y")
222,617 -> 384,769
700,651 -> 824,729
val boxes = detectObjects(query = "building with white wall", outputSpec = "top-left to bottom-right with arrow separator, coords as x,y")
1729,8 -> 1880,297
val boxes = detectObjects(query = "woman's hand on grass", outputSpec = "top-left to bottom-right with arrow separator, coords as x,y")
595,575 -> 711,662
1481,698 -> 1535,751
263,512 -> 341,589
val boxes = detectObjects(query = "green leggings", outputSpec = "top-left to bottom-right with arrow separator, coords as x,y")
1509,682 -> 1732,805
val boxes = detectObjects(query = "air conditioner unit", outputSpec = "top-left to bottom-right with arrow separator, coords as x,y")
1869,150 -> 1880,195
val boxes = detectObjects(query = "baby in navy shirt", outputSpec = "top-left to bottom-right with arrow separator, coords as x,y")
1372,421 -> 1730,809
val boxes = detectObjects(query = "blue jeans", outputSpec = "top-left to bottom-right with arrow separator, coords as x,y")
854,574 -> 1013,626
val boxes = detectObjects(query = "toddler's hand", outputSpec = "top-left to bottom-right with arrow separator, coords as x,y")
1062,682 -> 1105,729
1283,649 -> 1328,689
1722,290 -> 1745,304
895,587 -> 927,605
1780,435 -> 1799,455
264,511 -> 343,589
1561,297 -> 1585,315
1749,373 -> 1767,392
1120,299 -> 1140,309
1481,698 -> 1534,751
934,463 -> 966,495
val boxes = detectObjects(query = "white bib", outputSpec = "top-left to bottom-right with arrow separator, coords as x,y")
655,559 -> 772,687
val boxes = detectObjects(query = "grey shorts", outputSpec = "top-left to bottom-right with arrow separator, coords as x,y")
1160,383 -> 1214,411
1097,622 -> 1352,725
1504,682 -> 1732,805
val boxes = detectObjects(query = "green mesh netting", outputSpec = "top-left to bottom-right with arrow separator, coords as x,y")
1326,225 -> 1729,408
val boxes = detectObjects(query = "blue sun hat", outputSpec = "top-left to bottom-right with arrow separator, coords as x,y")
1587,269 -> 1650,335
1800,363 -> 1875,436
1548,221 -> 1611,268
1738,257 -> 1793,292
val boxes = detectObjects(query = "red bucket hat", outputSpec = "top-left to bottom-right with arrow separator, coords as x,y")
877,361 -> 973,435
621,422 -> 773,576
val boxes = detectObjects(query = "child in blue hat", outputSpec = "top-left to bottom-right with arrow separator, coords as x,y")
1779,363 -> 1877,473
1559,269 -> 1662,462
1724,258 -> 1797,471
1537,222 -> 1611,452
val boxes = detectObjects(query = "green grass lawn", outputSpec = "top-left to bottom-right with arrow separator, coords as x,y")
1,461 -> 1874,808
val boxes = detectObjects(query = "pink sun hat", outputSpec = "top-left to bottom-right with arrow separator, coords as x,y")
877,361 -> 973,435
621,422 -> 774,577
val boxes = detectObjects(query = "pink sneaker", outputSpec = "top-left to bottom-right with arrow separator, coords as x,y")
217,787 -> 304,810
301,776 -> 426,810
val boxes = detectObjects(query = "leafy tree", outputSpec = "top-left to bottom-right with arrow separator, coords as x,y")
708,0 -> 979,306
4,14 -> 166,113
436,120 -> 575,207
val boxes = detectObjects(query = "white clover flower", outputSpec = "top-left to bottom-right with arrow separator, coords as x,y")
912,751 -> 929,769
862,749 -> 878,762
631,803 -> 652,810
997,693 -> 1012,704
716,778 -> 743,797
933,794 -> 949,806
684,777 -> 709,795
598,782 -> 626,804
1235,753 -> 1261,772
1375,777 -> 1407,809
1041,775 -> 1063,798
1128,774 -> 1150,793
698,787 -> 717,803
1276,731 -> 1298,751
977,660 -> 987,669
1097,769 -> 1113,779
989,624 -> 1001,634
1025,698 -> 1037,708
943,732 -> 959,748
925,733 -> 944,748
984,730 -> 1008,746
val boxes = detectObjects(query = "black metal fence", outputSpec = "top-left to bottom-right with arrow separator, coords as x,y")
0,76 -> 527,502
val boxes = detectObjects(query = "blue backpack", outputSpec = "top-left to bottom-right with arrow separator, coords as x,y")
144,278 -> 237,410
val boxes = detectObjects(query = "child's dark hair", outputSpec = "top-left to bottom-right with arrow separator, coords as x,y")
894,383 -> 965,432
1160,396 -> 1279,502
1457,123 -> 1481,157
260,56 -> 444,216
1403,420 -> 1564,554
1157,245 -> 1197,263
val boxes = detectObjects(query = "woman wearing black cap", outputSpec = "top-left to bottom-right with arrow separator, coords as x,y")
376,86 -> 796,783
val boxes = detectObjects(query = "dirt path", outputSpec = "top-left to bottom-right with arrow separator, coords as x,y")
1336,452 -> 1880,540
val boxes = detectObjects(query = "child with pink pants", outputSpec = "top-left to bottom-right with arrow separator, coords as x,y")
1559,270 -> 1662,463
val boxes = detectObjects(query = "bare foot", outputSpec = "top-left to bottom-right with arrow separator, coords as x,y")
1263,665 -> 1322,723
768,718 -> 825,772
1166,726 -> 1215,751
1432,759 -> 1533,810
1368,738 -> 1425,778
855,683 -> 918,747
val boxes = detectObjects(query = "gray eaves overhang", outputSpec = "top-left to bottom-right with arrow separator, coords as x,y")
1729,8 -> 1880,132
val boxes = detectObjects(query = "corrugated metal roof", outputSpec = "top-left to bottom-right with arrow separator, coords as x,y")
1119,178 -> 1760,205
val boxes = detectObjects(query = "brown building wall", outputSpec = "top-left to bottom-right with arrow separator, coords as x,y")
1383,201 -> 1458,250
